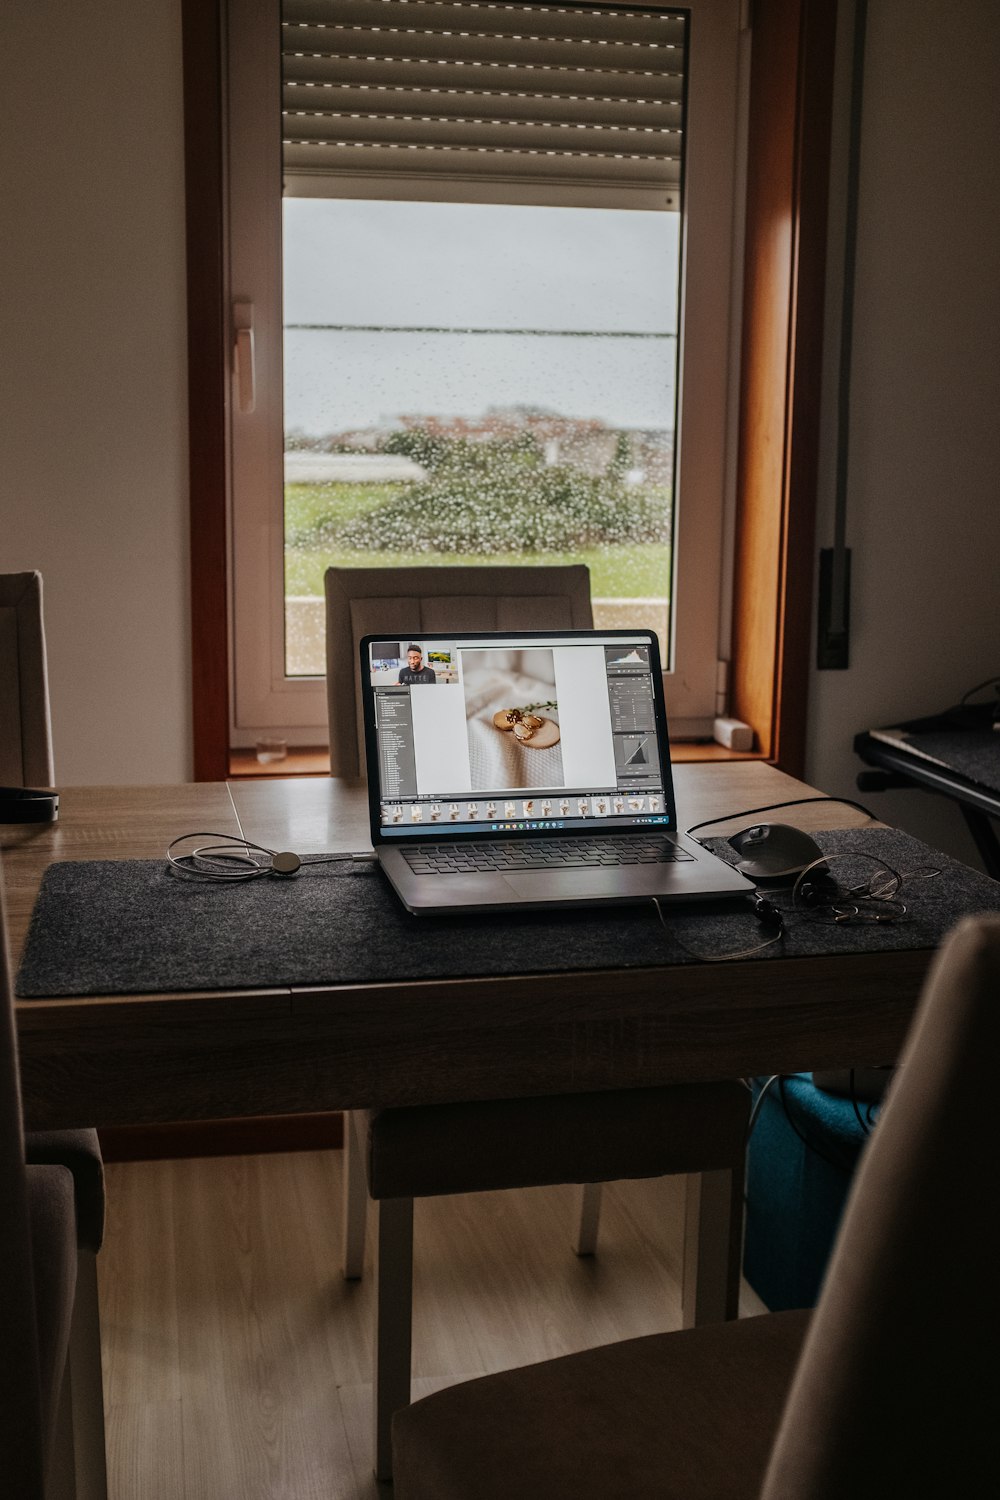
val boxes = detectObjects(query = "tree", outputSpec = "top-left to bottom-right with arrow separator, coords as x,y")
607,431 -> 632,480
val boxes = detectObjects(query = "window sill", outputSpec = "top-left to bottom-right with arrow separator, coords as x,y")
670,742 -> 766,763
229,742 -> 766,779
229,747 -> 332,778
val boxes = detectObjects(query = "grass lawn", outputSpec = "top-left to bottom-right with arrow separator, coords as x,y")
284,483 -> 671,600
285,480 -> 406,536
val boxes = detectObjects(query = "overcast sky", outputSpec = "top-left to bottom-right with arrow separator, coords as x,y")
282,199 -> 680,434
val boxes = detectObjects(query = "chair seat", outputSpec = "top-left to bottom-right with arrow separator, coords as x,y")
25,1128 -> 105,1251
27,1164 -> 78,1457
393,1309 -> 812,1500
361,1082 -> 750,1199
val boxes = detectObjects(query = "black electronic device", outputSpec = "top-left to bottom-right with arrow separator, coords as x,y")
0,786 -> 59,824
728,823 -> 826,882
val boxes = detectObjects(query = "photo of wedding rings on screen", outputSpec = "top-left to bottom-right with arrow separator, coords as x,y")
368,636 -> 672,836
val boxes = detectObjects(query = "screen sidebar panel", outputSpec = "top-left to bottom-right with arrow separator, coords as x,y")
604,638 -> 678,823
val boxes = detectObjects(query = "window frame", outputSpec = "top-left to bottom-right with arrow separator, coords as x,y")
183,0 -> 837,779
227,0 -> 746,743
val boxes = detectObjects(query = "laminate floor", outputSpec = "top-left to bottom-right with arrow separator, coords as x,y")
99,1150 -> 765,1499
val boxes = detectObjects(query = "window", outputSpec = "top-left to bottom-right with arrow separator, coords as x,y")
282,199 -> 680,668
226,0 -> 746,745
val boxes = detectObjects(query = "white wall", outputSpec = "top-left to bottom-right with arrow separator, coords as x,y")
807,0 -> 1000,867
0,0 -> 191,784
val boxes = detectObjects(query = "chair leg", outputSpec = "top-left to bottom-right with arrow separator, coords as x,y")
342,1110 -> 368,1280
49,1249 -> 109,1500
681,1168 -> 743,1328
372,1196 -> 414,1482
49,1354 -> 78,1500
573,1182 -> 603,1255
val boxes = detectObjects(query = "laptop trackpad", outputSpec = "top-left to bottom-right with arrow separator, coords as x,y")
503,868 -> 644,902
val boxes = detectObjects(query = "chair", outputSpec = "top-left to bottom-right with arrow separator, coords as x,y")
1,868 -> 109,1500
325,563 -> 751,1478
0,570 -> 55,786
1,569 -> 108,1498
324,562 -> 596,780
392,913 -> 1000,1498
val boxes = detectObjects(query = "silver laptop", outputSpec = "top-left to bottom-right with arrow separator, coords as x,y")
360,629 -> 754,914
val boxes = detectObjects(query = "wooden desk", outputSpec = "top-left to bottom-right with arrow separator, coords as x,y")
4,764 -> 929,1132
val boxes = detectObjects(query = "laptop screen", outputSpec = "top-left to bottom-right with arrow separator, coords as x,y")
360,631 -> 680,841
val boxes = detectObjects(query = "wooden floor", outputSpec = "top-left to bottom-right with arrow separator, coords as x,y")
98,1150 -> 765,1499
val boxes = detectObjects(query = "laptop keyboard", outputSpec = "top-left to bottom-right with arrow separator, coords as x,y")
401,836 -> 695,874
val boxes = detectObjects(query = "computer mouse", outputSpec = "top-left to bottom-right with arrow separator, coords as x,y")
727,823 -> 826,882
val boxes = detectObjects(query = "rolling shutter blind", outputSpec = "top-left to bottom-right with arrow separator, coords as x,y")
282,0 -> 687,209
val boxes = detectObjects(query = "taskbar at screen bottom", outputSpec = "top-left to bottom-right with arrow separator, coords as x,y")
380,791 -> 668,832
381,814 -> 674,839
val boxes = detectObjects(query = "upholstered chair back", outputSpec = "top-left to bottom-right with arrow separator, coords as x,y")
324,564 -> 593,777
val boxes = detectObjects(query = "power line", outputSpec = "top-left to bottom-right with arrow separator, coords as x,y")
284,322 -> 676,338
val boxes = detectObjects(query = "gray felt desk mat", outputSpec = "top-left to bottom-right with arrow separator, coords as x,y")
15,828 -> 1000,999
896,729 -> 1000,796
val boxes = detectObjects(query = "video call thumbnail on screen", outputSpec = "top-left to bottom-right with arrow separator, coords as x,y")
368,638 -> 662,803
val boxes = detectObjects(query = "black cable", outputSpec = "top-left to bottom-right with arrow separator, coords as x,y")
743,1074 -> 869,1211
776,1076 -> 855,1173
848,1069 -> 872,1137
960,673 -> 1000,706
650,896 -> 784,962
684,796 -> 879,840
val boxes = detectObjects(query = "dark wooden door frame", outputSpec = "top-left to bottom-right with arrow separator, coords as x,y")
183,0 -> 230,782
183,0 -> 838,784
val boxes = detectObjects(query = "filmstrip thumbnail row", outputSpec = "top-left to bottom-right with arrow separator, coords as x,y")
382,794 -> 664,825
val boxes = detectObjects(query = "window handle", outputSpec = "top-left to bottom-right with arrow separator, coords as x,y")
233,301 -> 256,413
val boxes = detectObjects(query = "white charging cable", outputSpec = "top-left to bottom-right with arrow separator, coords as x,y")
166,832 -> 375,883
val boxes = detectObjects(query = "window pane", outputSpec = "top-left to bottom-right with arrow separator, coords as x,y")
282,199 -> 679,676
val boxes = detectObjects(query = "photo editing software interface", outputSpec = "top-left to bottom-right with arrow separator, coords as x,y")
367,636 -> 673,838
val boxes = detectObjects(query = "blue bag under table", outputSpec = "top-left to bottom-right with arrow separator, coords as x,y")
744,1073 -> 878,1311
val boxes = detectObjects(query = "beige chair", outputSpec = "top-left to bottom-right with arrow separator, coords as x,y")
0,571 -> 55,786
325,562 -> 596,780
393,914 -> 1000,1499
1,868 -> 109,1500
325,564 -> 750,1478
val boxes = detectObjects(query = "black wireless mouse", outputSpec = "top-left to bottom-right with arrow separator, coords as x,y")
727,823 -> 826,881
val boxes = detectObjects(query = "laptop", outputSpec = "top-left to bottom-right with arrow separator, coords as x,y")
360,629 -> 754,914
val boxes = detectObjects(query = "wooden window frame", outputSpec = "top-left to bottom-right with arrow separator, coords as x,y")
730,0 -> 837,775
183,0 -> 837,782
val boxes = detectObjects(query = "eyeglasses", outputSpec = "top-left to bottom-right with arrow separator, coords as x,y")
791,852 -> 940,924
653,850 -> 941,962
